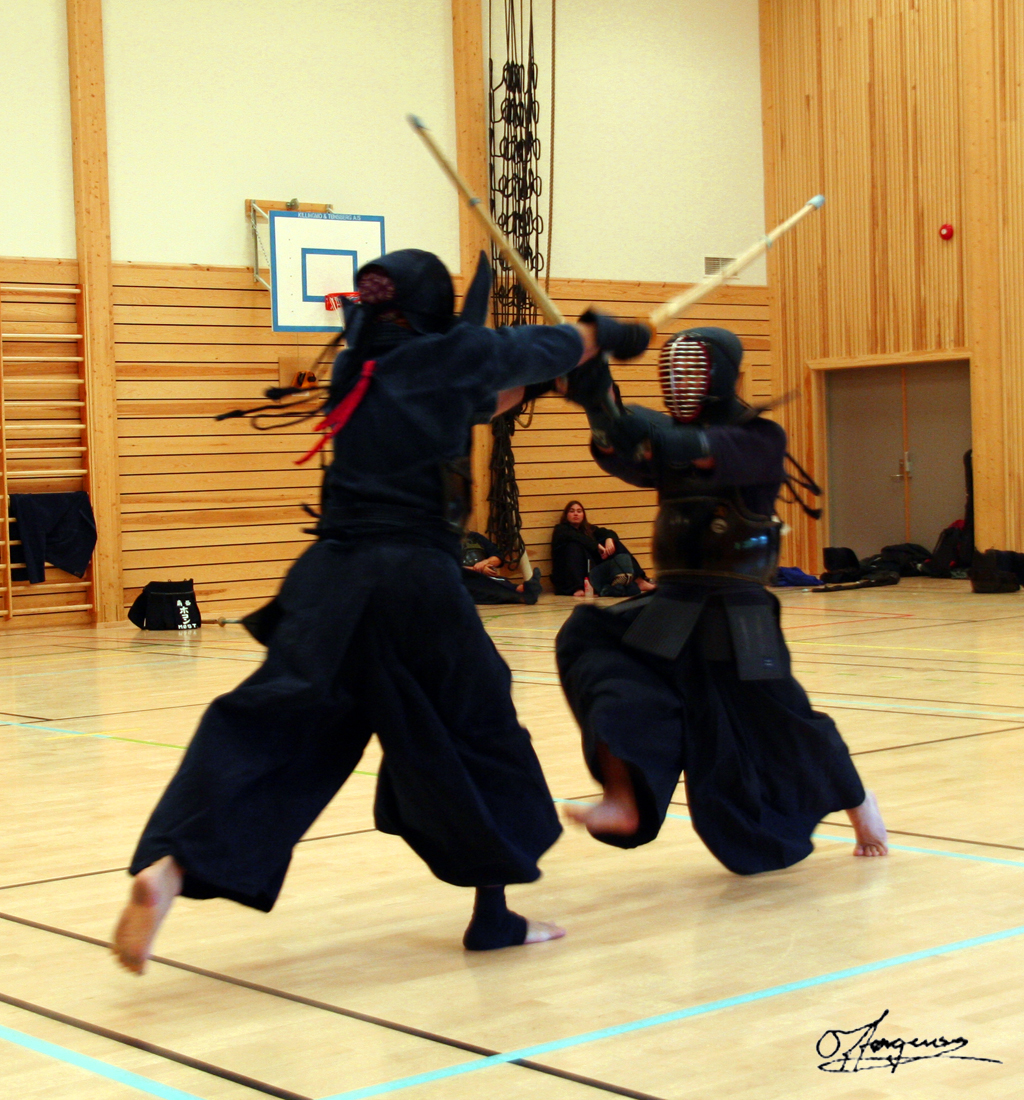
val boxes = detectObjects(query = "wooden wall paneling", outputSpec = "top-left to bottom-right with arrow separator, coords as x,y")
2,254 -> 768,613
760,0 -> 975,571
112,265 -> 330,616
66,0 -> 123,621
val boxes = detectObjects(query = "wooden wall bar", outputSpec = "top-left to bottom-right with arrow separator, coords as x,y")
0,259 -> 96,627
761,0 -> 1024,567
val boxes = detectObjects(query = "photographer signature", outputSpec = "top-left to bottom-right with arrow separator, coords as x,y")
817,1010 -> 1002,1073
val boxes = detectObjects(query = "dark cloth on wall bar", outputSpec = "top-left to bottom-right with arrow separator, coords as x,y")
8,491 -> 97,584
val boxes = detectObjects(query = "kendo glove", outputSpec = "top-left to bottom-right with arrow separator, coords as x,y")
597,406 -> 652,460
561,353 -> 615,410
579,309 -> 652,361
563,357 -> 652,459
521,379 -> 558,402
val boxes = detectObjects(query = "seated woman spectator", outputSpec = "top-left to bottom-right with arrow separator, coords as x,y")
550,500 -> 655,597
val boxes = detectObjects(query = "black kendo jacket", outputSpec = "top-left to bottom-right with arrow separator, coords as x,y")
317,322 -> 582,553
589,405 -> 788,518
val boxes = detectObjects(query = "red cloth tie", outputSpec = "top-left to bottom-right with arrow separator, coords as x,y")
295,359 -> 377,465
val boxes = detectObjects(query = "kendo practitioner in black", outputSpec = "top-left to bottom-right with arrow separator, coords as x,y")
113,249 -> 651,971
460,529 -> 543,604
555,327 -> 887,873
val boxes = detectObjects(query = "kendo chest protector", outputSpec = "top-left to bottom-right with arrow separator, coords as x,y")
128,580 -> 202,630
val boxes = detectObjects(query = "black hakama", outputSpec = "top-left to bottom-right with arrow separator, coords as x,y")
556,582 -> 866,876
131,539 -> 561,907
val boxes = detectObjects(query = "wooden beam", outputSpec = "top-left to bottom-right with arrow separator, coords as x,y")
451,0 -> 491,281
66,0 -> 123,621
451,0 -> 493,532
961,0 -> 1006,550
808,349 -> 971,372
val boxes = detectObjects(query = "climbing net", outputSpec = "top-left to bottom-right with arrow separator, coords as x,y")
487,0 -> 545,566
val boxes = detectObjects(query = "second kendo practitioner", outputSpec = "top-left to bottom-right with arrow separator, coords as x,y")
113,249 -> 651,972
556,328 -> 887,873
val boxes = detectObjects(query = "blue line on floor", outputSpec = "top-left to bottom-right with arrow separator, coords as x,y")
0,719 -> 185,751
0,1022 -> 203,1099
318,922 -> 1024,1100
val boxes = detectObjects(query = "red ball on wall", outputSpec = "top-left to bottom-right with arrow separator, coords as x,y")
939,224 -> 955,240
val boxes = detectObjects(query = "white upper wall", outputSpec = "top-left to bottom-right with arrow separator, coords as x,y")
548,0 -> 765,283
0,0 -> 77,260
1,0 -> 765,285
102,0 -> 460,268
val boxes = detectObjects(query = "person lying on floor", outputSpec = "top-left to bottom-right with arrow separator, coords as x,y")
461,530 -> 542,605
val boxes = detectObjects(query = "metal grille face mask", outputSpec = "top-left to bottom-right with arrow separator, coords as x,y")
660,335 -> 713,422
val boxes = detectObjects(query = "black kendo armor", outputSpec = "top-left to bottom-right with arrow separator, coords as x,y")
652,487 -> 782,585
649,329 -> 781,584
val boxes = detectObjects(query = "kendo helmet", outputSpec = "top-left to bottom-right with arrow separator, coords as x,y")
659,326 -> 744,424
354,248 -> 456,334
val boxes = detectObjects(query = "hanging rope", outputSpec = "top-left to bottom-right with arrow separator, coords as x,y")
488,0 -> 545,568
545,0 -> 556,294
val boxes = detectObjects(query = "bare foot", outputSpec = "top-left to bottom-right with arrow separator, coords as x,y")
583,578 -> 594,598
637,578 -> 657,593
112,855 -> 184,974
524,919 -> 566,944
847,791 -> 888,857
564,798 -> 640,836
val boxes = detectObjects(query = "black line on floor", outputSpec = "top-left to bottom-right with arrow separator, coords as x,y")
0,830 -> 381,893
807,819 -> 1024,853
664,800 -> 1024,855
50,703 -> 221,722
0,867 -> 128,892
0,910 -> 667,1100
848,725 -> 1024,755
802,687 -> 1024,715
795,654 -> 1024,677
787,617 -> 983,643
44,642 -> 264,666
0,989 -> 312,1100
296,827 -> 379,844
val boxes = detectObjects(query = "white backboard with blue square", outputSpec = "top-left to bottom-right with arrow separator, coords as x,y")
269,211 -> 386,331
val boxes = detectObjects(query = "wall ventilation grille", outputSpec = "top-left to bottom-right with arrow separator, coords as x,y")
703,256 -> 736,276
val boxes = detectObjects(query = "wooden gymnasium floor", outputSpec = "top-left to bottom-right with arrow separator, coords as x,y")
2,577 -> 1023,1099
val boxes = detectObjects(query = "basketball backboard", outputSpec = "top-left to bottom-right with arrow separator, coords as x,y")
249,205 -> 386,332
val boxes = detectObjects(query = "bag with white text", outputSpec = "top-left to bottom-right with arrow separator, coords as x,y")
128,580 -> 202,630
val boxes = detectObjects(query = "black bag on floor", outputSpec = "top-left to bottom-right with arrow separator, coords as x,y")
128,580 -> 202,630
821,546 -> 862,584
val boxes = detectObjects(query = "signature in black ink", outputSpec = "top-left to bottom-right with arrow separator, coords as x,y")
816,1010 -> 1002,1073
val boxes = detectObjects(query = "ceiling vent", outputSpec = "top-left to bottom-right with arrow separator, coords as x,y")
703,256 -> 736,277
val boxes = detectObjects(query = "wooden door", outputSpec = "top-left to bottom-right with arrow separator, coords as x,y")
825,367 -> 905,559
825,362 -> 972,560
905,362 -> 973,548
